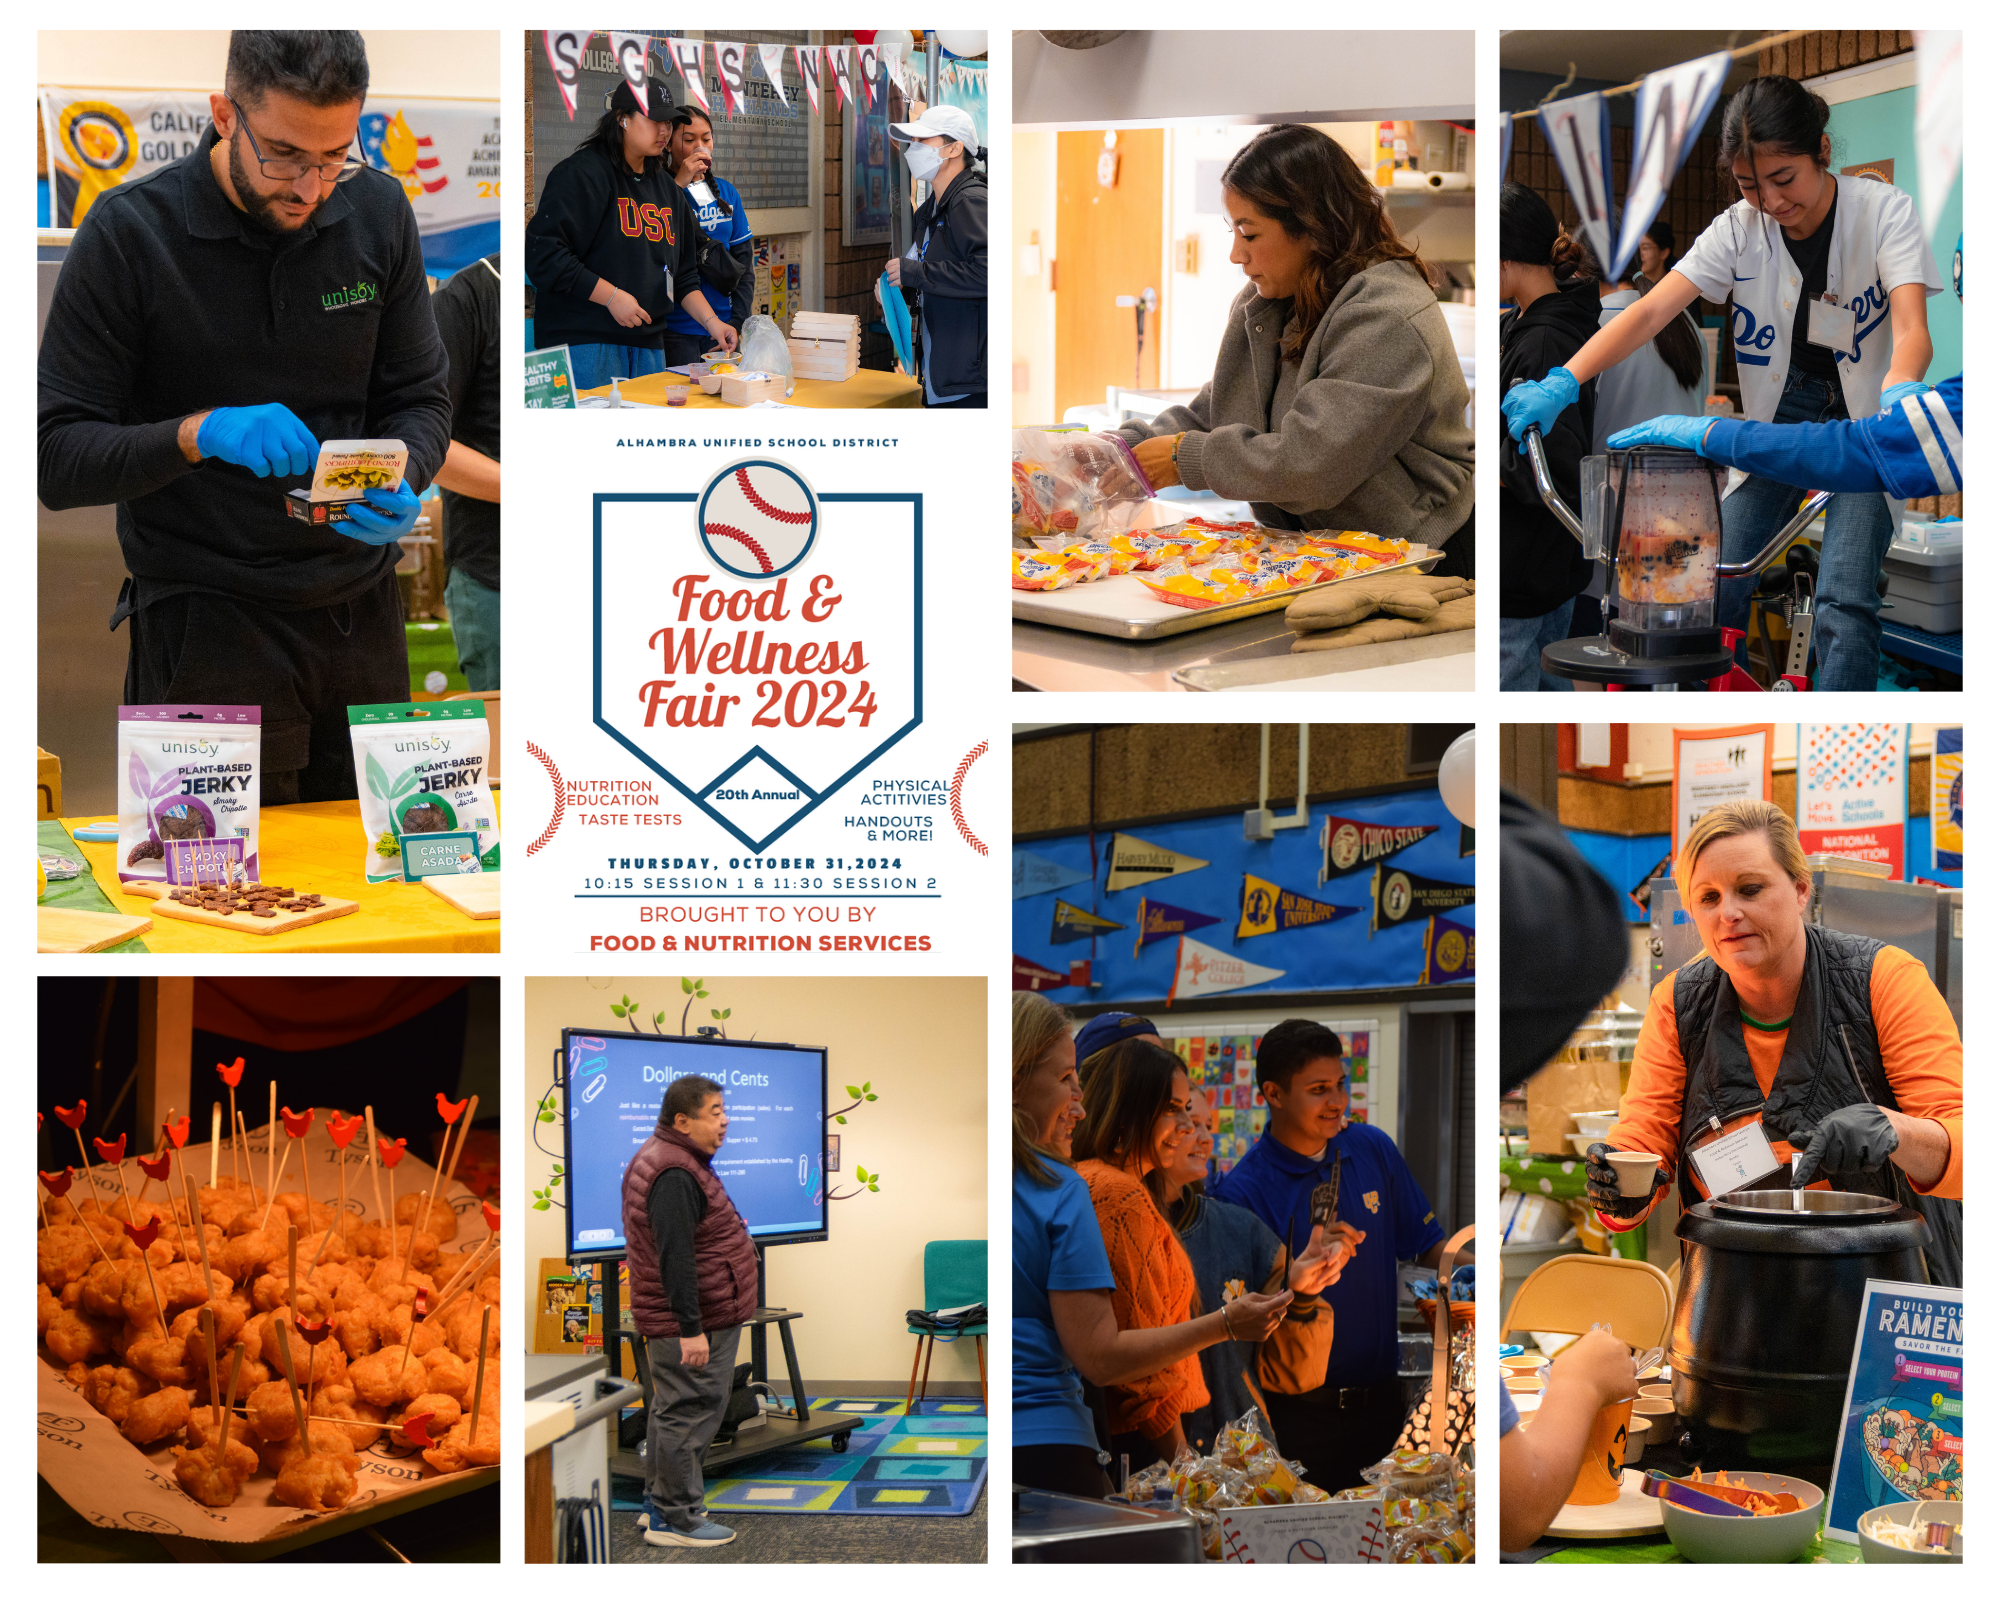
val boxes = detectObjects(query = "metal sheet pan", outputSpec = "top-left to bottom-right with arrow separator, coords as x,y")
1011,549 -> 1444,640
1170,629 -> 1475,691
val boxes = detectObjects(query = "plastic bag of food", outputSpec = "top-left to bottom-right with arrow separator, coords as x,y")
117,705 -> 261,883
1123,1459 -> 1174,1502
1011,549 -> 1088,592
1011,428 -> 1166,542
1361,1447 -> 1458,1501
736,314 -> 795,396
348,701 -> 499,883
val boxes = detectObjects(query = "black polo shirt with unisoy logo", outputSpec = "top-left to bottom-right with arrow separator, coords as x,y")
37,123 -> 452,791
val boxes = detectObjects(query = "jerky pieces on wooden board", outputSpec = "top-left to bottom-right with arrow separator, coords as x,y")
121,879 -> 358,936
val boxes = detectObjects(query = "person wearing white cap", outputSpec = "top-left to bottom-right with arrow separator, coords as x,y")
883,103 -> 987,407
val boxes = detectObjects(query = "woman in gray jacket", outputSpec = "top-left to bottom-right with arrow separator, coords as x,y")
1118,124 -> 1475,577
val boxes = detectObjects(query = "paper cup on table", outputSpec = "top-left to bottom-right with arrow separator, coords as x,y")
1604,1150 -> 1661,1198
1565,1398 -> 1634,1506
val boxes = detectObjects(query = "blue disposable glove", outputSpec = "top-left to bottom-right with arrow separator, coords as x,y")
339,482 -> 422,545
195,403 -> 318,479
1500,366 -> 1581,450
1607,414 -> 1717,456
1880,380 -> 1933,412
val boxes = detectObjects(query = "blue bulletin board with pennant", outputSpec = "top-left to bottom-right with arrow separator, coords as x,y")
1012,786 -> 1471,1001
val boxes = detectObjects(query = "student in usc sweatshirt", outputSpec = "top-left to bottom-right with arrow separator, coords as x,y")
526,78 -> 738,392
1497,182 -> 1600,691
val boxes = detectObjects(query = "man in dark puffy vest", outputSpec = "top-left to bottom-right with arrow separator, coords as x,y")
622,1073 -> 761,1548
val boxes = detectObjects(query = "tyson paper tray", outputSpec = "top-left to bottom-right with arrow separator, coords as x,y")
285,438 -> 408,525
348,702 -> 499,883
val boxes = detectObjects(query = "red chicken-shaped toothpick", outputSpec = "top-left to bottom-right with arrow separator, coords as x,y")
136,1151 -> 171,1207
216,1057 -> 246,1191
122,1216 -> 167,1329
53,1101 -> 95,1195
408,1092 -> 479,1282
316,1110 -> 365,1263
42,1166 -> 109,1261
375,1135 -> 408,1264
123,1217 -> 161,1251
436,1093 -> 469,1124
93,1133 -> 127,1166
279,1106 -> 320,1233
482,1201 -> 501,1234
163,1114 -> 191,1147
399,1410 -> 437,1449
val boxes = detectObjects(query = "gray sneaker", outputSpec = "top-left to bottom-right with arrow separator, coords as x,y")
643,1518 -> 738,1548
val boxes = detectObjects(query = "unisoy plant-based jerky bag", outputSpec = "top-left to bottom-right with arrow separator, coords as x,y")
117,705 -> 261,882
348,701 -> 499,883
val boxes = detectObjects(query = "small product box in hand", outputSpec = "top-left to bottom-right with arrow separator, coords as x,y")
285,438 -> 408,525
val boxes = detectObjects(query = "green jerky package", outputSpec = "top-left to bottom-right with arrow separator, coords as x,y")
347,701 -> 499,883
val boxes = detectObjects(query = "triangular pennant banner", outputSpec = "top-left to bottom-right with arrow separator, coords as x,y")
1051,899 -> 1126,945
857,44 -> 882,109
1916,31 -> 1964,248
1538,90 -> 1615,280
1421,914 -> 1476,985
828,45 -> 855,112
713,40 -> 748,118
1012,849 -> 1091,901
1237,874 -> 1361,941
794,45 -> 823,115
1013,953 -> 1070,992
882,41 -> 909,97
607,32 -> 652,99
670,38 -> 709,113
1134,897 -> 1220,953
1168,936 -> 1284,1005
542,30 -> 593,120
1318,815 -> 1440,882
1616,52 -> 1731,283
1371,865 -> 1474,936
1105,832 -> 1209,893
758,43 -> 790,110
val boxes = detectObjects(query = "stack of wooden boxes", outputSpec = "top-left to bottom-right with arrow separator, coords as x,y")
787,311 -> 861,384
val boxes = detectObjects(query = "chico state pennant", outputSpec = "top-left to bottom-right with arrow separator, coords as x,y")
1134,896 -> 1220,953
1105,831 -> 1208,893
1421,914 -> 1476,985
1051,899 -> 1126,945
1238,873 -> 1360,940
1318,813 -> 1440,882
1371,864 -> 1474,936
1168,936 -> 1284,1005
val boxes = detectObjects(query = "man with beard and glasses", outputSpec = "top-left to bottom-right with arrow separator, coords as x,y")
38,30 -> 450,803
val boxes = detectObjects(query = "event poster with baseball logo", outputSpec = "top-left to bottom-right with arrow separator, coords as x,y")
511,440 -> 999,959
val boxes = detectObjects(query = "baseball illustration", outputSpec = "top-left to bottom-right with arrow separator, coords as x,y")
697,460 -> 819,579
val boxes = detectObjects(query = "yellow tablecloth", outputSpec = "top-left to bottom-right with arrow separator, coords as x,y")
575,366 -> 921,410
65,800 -> 500,953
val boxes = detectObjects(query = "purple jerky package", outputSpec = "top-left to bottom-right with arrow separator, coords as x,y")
116,705 -> 261,883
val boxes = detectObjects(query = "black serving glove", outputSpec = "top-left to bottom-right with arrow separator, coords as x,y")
1786,1103 -> 1899,1187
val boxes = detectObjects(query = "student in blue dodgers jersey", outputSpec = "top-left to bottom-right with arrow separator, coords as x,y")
660,105 -> 754,365
1503,76 -> 1942,691
1213,1020 -> 1448,1492
1610,235 -> 1964,505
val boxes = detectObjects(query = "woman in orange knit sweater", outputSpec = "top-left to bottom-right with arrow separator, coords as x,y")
1587,798 -> 1962,1283
1073,1036 -> 1288,1467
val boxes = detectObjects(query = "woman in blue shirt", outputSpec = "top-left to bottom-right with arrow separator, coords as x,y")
1012,994 -> 1290,1497
660,105 -> 754,365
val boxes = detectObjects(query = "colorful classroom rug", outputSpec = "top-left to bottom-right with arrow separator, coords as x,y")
615,1396 -> 987,1518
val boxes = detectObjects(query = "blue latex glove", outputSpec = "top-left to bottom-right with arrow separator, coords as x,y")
339,482 -> 422,545
195,403 -> 318,478
1500,366 -> 1581,450
1880,380 -> 1933,412
1607,414 -> 1717,456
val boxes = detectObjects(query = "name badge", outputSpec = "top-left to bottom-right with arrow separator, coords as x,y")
1689,1117 -> 1782,1198
688,181 -> 716,207
1806,294 -> 1856,351
659,263 -> 676,305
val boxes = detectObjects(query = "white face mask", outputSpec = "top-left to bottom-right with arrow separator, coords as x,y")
904,141 -> 944,182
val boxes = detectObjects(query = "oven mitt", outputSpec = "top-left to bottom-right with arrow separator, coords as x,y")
1286,573 -> 1473,631
1784,1103 -> 1899,1187
1289,593 -> 1476,653
1584,1141 -> 1672,1219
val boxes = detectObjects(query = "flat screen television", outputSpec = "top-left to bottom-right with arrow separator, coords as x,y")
558,1029 -> 829,1265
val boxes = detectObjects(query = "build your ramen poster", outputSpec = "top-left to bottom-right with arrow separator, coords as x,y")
1825,1280 -> 1963,1542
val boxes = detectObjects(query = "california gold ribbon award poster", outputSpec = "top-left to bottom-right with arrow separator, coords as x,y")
512,448 -> 999,959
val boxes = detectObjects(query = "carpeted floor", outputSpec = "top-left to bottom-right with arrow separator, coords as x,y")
607,1498 -> 987,1564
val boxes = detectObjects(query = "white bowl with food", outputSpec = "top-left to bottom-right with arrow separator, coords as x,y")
1858,1501 -> 1963,1563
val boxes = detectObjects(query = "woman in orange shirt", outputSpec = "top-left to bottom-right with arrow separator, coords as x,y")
1589,799 -> 1961,1283
1074,1037 -> 1286,1466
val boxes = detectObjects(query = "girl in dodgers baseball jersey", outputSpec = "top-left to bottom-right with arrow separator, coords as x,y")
1502,75 -> 1943,692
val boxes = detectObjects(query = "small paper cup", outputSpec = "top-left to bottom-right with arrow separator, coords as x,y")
1604,1150 -> 1661,1197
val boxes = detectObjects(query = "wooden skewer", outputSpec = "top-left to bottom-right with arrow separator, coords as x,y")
113,1155 -> 168,1331
295,1115 -> 316,1229
236,1111 -> 252,1201
335,1121 -> 351,1249
468,1305 -> 492,1438
421,1240 -> 497,1328
266,1083 -> 277,1206
258,1139 -> 295,1232
67,1123 -> 96,1206
200,1306 -> 221,1436
407,1095 -> 477,1281
184,1169 -> 224,1310
285,1224 -> 312,1414
226,1080 -> 241,1193
36,1186 -> 49,1233
428,1234 -> 499,1316
271,1302 -> 310,1459
220,1341 -> 246,1466
209,1103 -> 222,1190
365,1106 -> 386,1229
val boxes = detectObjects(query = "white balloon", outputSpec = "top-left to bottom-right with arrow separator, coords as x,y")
933,30 -> 988,58
1438,730 -> 1476,828
870,29 -> 916,51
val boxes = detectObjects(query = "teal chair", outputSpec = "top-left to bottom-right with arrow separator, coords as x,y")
906,1239 -> 988,1411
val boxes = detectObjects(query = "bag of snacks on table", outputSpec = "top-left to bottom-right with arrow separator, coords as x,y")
1011,428 -> 1165,542
117,705 -> 261,883
348,701 -> 500,883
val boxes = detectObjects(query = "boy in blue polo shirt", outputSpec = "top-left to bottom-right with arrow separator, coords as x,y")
1213,1018 -> 1447,1491
659,105 -> 753,365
